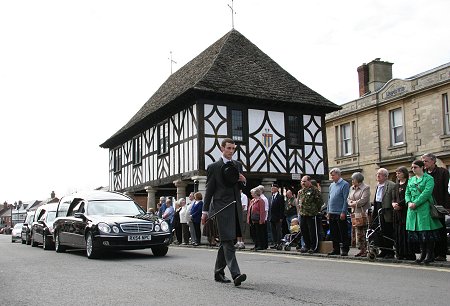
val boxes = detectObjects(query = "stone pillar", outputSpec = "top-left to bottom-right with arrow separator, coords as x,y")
191,176 -> 207,197
173,180 -> 188,201
261,178 -> 276,200
145,186 -> 157,211
320,180 -> 331,207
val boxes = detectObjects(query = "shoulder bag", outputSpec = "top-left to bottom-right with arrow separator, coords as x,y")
414,183 -> 449,219
350,189 -> 368,227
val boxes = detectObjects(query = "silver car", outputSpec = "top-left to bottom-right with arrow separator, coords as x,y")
11,223 -> 23,243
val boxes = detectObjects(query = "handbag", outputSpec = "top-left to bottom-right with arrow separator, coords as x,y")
250,204 -> 260,222
414,183 -> 449,219
351,208 -> 368,227
350,188 -> 368,227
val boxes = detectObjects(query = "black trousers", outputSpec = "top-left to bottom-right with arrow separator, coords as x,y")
270,220 -> 282,245
435,217 -> 447,257
300,215 -> 320,251
215,240 -> 241,279
193,222 -> 201,244
181,223 -> 190,244
328,214 -> 350,252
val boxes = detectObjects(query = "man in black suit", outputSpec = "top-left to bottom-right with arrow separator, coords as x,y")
269,184 -> 284,249
201,138 -> 247,287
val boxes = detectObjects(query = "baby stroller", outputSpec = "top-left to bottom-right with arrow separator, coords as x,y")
366,208 -> 396,260
280,230 -> 302,251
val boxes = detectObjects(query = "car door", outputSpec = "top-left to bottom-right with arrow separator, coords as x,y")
33,208 -> 45,244
66,201 -> 86,248
35,210 -> 47,244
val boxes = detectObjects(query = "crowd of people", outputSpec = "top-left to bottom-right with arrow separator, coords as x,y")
152,153 -> 448,264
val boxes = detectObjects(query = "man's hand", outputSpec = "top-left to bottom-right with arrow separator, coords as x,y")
239,173 -> 246,184
201,213 -> 207,225
340,212 -> 346,220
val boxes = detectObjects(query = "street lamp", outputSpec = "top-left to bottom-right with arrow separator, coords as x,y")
12,202 -> 16,227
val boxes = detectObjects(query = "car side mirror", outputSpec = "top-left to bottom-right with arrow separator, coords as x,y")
74,212 -> 86,220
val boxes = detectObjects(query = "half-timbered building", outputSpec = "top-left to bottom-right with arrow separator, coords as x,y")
100,29 -> 341,210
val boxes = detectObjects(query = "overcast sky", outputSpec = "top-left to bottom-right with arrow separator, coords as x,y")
1,0 -> 449,203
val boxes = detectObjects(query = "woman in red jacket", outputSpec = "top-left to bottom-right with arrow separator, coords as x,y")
248,187 -> 266,251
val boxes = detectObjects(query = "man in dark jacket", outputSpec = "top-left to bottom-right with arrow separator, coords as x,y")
269,184 -> 284,249
422,153 -> 449,261
201,138 -> 247,286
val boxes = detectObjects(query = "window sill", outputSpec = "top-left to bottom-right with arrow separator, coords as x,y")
439,134 -> 450,139
335,153 -> 359,161
387,143 -> 406,150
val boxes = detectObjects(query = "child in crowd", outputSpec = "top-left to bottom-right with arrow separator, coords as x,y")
290,218 -> 300,234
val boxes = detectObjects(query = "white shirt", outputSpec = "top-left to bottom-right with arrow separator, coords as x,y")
375,183 -> 385,202
241,192 -> 248,211
261,194 -> 269,221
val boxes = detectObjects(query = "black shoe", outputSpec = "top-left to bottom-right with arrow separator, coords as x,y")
255,247 -> 264,251
233,274 -> 247,287
270,244 -> 277,249
384,253 -> 394,259
340,252 -> 348,256
215,273 -> 231,283
435,256 -> 447,262
377,252 -> 387,258
328,250 -> 340,255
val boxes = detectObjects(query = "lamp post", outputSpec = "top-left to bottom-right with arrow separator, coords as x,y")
12,202 -> 16,227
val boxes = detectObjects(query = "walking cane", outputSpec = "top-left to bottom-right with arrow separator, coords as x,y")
205,201 -> 237,223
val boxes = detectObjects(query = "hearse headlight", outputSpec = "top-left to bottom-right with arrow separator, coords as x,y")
154,224 -> 161,231
98,223 -> 111,233
112,226 -> 120,233
160,221 -> 169,232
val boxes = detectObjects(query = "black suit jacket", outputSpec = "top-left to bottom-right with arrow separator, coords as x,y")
270,193 -> 285,222
203,159 -> 244,241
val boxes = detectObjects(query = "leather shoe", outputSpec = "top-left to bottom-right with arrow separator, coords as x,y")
435,256 -> 447,262
328,250 -> 340,255
340,252 -> 348,256
215,274 -> 231,283
233,274 -> 247,286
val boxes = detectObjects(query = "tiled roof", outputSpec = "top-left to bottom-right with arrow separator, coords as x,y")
101,29 -> 340,148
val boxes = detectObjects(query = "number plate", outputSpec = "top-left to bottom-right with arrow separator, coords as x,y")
128,235 -> 151,241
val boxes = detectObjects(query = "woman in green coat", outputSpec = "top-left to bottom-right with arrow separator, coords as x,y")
405,160 -> 443,264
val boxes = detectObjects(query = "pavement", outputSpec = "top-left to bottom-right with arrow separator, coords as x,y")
173,241 -> 450,268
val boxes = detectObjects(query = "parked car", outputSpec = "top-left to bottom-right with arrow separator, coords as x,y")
21,211 -> 36,245
11,223 -> 24,243
53,190 -> 171,259
30,203 -> 57,250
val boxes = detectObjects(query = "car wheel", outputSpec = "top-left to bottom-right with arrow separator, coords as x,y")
151,245 -> 169,257
86,232 -> 100,259
55,232 -> 66,253
31,231 -> 38,247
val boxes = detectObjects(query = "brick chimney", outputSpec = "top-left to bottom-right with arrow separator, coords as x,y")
357,63 -> 369,97
357,58 -> 393,97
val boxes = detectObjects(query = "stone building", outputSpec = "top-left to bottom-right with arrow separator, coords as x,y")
100,29 -> 340,210
326,58 -> 450,187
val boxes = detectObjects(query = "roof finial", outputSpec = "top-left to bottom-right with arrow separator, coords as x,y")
227,0 -> 236,29
168,51 -> 177,75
